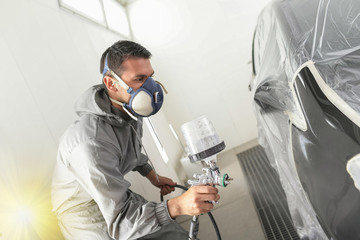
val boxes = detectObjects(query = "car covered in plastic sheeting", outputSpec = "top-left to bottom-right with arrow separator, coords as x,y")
251,0 -> 360,239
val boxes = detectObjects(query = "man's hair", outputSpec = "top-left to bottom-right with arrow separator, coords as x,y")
100,40 -> 152,78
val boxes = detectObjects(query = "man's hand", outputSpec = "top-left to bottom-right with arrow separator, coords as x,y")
167,186 -> 220,218
146,170 -> 176,195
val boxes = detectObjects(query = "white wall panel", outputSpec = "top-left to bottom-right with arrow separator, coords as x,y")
59,11 -> 101,86
34,4 -> 88,98
0,2 -> 74,145
0,34 -> 57,182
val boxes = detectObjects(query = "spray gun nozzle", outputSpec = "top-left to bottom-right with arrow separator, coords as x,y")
221,173 -> 233,187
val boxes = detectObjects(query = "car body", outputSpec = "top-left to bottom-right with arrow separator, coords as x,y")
251,0 -> 360,239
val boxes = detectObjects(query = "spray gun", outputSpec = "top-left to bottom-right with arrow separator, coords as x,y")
180,116 -> 233,240
187,156 -> 232,188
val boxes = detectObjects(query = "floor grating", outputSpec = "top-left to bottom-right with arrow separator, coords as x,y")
237,145 -> 301,240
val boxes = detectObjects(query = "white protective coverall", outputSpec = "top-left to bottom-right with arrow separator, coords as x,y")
51,85 -> 188,240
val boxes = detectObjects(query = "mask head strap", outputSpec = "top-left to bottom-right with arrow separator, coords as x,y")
102,53 -> 109,77
102,53 -> 134,94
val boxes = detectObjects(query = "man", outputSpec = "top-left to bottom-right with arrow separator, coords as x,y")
51,40 -> 220,240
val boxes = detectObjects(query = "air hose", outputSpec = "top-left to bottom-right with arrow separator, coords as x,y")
160,184 -> 222,240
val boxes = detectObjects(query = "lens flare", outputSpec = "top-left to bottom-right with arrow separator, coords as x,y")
15,206 -> 33,224
0,178 -> 64,240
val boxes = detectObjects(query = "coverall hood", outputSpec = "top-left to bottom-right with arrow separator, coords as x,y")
74,84 -> 130,127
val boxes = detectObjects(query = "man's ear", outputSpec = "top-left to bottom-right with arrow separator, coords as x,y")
103,76 -> 117,92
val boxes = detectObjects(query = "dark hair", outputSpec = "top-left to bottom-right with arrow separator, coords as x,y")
100,40 -> 152,78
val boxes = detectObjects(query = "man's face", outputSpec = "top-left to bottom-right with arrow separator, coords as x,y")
120,57 -> 155,92
108,57 -> 154,105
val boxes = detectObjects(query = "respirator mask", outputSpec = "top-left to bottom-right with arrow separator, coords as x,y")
102,55 -> 166,121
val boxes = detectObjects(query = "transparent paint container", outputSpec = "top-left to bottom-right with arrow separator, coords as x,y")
181,116 -> 224,162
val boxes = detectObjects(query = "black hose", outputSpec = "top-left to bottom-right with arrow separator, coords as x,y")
174,184 -> 188,191
208,211 -> 221,240
160,184 -> 188,201
160,184 -> 221,240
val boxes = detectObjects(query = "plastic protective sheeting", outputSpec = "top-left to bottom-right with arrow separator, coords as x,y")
251,0 -> 360,239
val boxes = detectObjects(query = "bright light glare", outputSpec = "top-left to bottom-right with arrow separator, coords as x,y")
0,179 -> 63,240
15,206 -> 33,224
